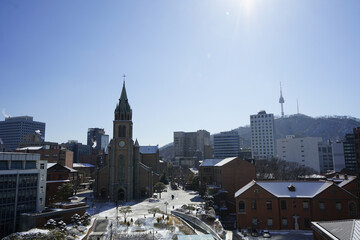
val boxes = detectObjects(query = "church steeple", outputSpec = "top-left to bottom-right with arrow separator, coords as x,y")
115,77 -> 132,120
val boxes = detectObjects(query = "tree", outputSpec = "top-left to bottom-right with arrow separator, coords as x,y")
153,182 -> 167,198
57,183 -> 73,201
119,206 -> 132,222
256,158 -> 317,180
148,207 -> 162,217
159,172 -> 169,185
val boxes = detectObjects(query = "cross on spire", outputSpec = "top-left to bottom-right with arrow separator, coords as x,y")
123,74 -> 126,84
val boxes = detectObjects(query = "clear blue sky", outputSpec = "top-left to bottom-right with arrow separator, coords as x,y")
1,0 -> 359,147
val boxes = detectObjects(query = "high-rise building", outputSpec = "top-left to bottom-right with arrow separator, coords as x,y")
87,128 -> 109,151
173,130 -> 210,159
65,140 -> 91,163
318,141 -> 334,173
277,136 -> 323,172
331,141 -> 345,172
250,111 -> 275,160
0,152 -> 47,238
343,134 -> 356,172
0,116 -> 45,151
213,130 -> 240,159
353,127 -> 360,175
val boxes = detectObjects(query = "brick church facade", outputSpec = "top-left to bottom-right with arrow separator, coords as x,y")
95,81 -> 159,201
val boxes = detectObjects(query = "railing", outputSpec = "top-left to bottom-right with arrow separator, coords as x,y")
171,210 -> 222,240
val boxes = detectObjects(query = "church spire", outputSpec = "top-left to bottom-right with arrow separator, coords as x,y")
115,75 -> 132,120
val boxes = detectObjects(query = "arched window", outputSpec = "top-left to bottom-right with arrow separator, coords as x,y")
238,200 -> 245,213
349,202 -> 357,217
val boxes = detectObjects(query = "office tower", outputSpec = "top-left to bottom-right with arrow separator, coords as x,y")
65,140 -> 91,163
213,130 -> 240,159
277,136 -> 323,172
87,128 -> 109,151
343,134 -> 356,172
173,130 -> 210,159
250,111 -> 275,160
319,141 -> 334,173
0,152 -> 47,238
0,116 -> 45,151
331,141 -> 345,172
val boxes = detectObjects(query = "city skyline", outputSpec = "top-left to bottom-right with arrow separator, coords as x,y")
1,0 -> 359,147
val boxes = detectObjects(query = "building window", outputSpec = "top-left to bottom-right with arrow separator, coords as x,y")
266,200 -> 272,210
282,218 -> 288,226
40,186 -> 44,193
238,200 -> 245,213
349,202 -> 357,217
319,201 -> 325,210
40,198 -> 43,205
267,218 -> 273,227
40,163 -> 45,169
336,202 -> 342,211
252,218 -> 258,226
281,200 -> 287,210
251,200 -> 257,210
44,154 -> 49,158
293,200 -> 297,208
303,200 -> 309,209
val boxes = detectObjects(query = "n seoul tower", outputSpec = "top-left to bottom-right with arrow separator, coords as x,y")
279,82 -> 285,118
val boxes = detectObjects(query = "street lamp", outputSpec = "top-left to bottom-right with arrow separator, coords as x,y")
164,201 -> 169,215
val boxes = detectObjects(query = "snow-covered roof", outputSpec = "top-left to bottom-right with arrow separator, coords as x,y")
335,176 -> 357,188
47,163 -> 77,172
47,180 -> 71,183
177,234 -> 214,240
200,159 -> 222,167
312,219 -> 360,240
139,146 -> 158,154
73,163 -> 95,168
64,166 -> 78,173
47,163 -> 57,169
16,146 -> 43,151
235,180 -> 334,198
215,157 -> 237,166
189,168 -> 198,174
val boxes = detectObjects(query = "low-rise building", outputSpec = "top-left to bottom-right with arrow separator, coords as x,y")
0,152 -> 47,238
235,180 -> 359,231
312,219 -> 360,240
199,157 -> 256,211
16,145 -> 74,168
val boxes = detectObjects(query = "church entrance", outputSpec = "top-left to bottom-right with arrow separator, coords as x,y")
118,189 -> 125,201
100,188 -> 107,199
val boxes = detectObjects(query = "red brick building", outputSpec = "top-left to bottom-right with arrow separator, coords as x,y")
46,163 -> 78,205
16,145 -> 74,168
199,157 -> 256,211
235,180 -> 359,231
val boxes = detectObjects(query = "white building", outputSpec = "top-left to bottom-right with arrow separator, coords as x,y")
250,111 -> 275,160
331,141 -> 346,172
276,136 -> 322,172
0,152 -> 47,237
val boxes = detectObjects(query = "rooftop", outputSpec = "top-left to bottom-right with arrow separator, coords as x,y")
200,159 -> 222,167
235,180 -> 334,198
139,146 -> 158,154
312,219 -> 360,240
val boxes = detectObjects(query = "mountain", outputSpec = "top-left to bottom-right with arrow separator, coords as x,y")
160,114 -> 360,160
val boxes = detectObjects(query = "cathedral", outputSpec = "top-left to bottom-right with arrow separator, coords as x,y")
95,81 -> 159,201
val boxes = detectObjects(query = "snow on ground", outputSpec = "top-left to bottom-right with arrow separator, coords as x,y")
17,228 -> 50,235
88,185 -> 205,239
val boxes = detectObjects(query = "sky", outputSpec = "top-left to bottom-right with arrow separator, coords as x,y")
0,0 -> 359,147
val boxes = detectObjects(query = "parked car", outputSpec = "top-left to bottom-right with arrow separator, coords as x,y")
251,229 -> 259,237
263,229 -> 271,238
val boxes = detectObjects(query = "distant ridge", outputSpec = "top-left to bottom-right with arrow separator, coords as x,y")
159,114 -> 360,160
